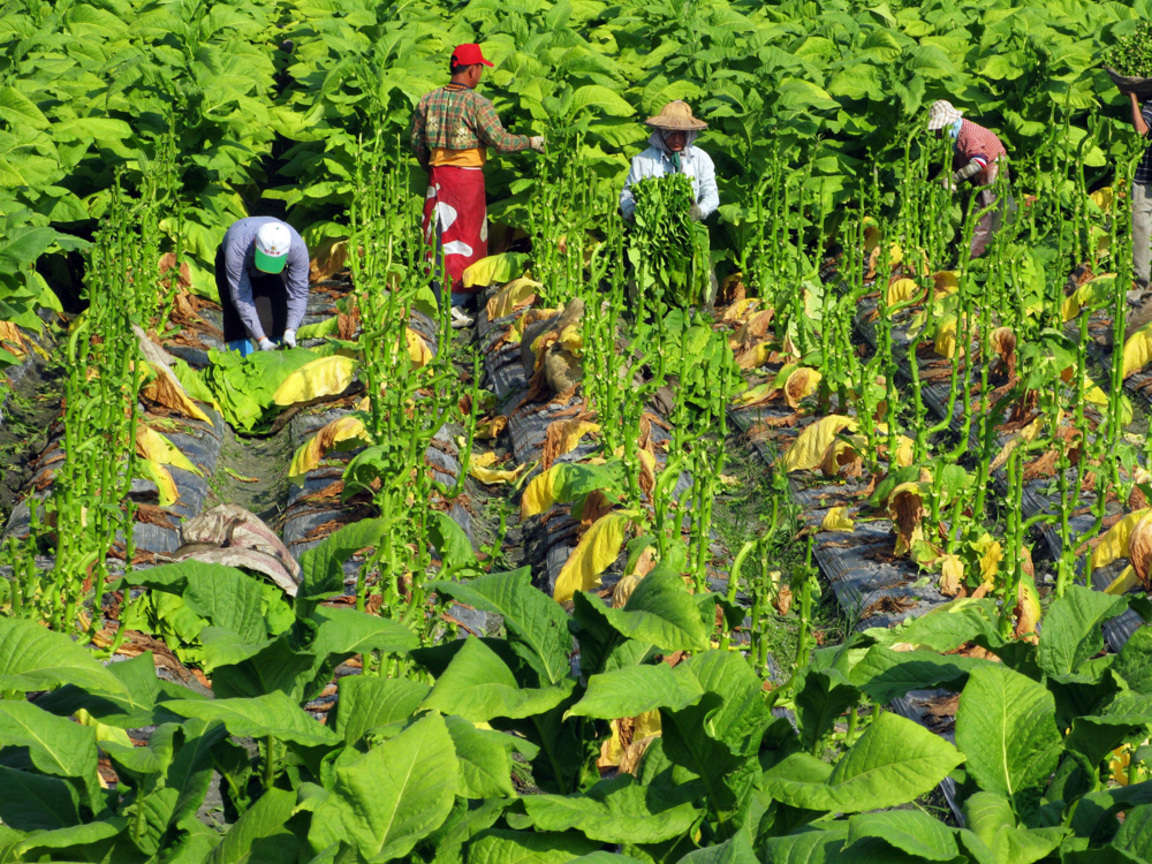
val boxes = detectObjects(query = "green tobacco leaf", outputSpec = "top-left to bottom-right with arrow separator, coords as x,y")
208,787 -> 297,864
13,819 -> 126,858
312,607 -> 418,656
565,663 -> 703,719
430,512 -> 478,575
674,832 -> 758,864
0,618 -> 127,697
1113,625 -> 1152,694
1037,585 -> 1126,678
955,665 -> 1062,800
185,566 -> 268,643
850,645 -> 988,703
763,712 -> 963,812
297,518 -> 388,619
421,637 -> 575,722
468,829 -> 599,864
163,692 -> 338,747
308,714 -> 458,861
959,792 -> 1066,864
846,810 -> 960,860
518,774 -> 701,844
0,766 -> 79,830
599,564 -> 709,652
431,567 -> 571,686
208,634 -> 317,701
445,715 -> 516,799
1113,803 -> 1152,862
0,701 -> 98,781
1067,691 -> 1152,767
334,676 -> 430,745
762,823 -> 851,864
861,598 -> 1001,652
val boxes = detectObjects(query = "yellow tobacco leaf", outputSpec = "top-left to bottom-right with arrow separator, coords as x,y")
1063,275 -> 1117,321
74,708 -> 132,748
781,415 -> 857,473
273,355 -> 358,406
141,361 -> 213,424
1015,573 -> 1041,641
468,451 -> 528,486
888,482 -> 925,556
939,554 -> 964,596
894,435 -> 914,468
735,382 -> 776,406
462,252 -> 525,288
475,416 -> 507,440
783,367 -> 821,409
932,271 -> 959,297
0,321 -> 27,359
137,458 -> 178,507
972,533 -> 1003,584
406,328 -> 432,367
543,419 -> 600,469
135,426 -> 202,477
521,464 -> 562,519
288,415 -> 370,485
933,316 -> 958,359
554,511 -> 631,603
1092,509 -> 1152,570
1123,326 -> 1152,379
885,278 -> 921,307
597,710 -> 662,770
721,298 -> 761,322
990,416 -> 1045,472
486,278 -> 541,320
1106,565 -> 1139,596
735,342 -> 773,370
555,324 -> 583,355
820,507 -> 854,532
1090,186 -> 1114,213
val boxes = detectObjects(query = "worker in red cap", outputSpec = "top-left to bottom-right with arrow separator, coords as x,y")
410,43 -> 545,327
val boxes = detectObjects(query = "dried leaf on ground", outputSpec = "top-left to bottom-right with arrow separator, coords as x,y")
289,415 -> 370,485
468,451 -> 528,485
819,507 -> 855,532
135,426 -> 202,476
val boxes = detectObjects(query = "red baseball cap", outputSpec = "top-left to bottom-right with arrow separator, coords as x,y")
451,43 -> 493,68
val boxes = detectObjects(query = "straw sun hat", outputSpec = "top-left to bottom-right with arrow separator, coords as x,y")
644,100 -> 708,131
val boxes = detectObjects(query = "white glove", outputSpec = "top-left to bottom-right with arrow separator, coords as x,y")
283,329 -> 297,349
529,136 -> 546,153
258,337 -> 276,352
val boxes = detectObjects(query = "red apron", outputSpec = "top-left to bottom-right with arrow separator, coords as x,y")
422,165 -> 487,294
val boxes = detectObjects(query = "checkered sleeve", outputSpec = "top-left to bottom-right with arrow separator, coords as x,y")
1143,102 -> 1152,130
471,94 -> 530,153
410,97 -> 430,167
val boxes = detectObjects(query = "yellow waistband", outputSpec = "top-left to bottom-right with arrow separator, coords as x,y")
430,147 -> 487,167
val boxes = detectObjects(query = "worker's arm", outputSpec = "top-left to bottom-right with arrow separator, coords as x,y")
619,157 -> 645,221
283,236 -> 311,333
410,102 -> 430,169
1132,91 -> 1150,137
223,240 -> 266,343
692,150 -> 719,219
472,95 -> 531,153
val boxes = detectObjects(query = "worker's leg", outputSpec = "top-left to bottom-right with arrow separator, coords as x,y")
969,189 -> 997,259
1132,179 -> 1152,292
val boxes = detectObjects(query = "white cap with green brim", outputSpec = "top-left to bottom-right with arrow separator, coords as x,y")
254,221 -> 291,273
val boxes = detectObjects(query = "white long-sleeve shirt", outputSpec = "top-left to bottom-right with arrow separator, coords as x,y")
619,133 -> 719,221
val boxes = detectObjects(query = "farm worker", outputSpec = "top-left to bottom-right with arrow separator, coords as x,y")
619,100 -> 719,222
410,43 -> 545,327
1127,90 -> 1152,311
215,217 -> 310,356
926,100 -> 1013,259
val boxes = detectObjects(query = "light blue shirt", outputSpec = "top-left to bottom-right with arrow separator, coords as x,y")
619,133 -> 719,221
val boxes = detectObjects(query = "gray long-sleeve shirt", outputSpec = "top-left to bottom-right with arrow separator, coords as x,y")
221,217 -> 310,340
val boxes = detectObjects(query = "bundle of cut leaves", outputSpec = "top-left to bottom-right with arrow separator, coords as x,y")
629,173 -> 711,308
182,344 -> 356,433
1104,21 -> 1152,78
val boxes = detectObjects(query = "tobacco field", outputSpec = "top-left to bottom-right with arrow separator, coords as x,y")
8,0 -> 1152,861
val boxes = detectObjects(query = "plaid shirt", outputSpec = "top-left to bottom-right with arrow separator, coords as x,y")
954,119 -> 1008,186
1136,103 -> 1152,185
410,84 -> 530,167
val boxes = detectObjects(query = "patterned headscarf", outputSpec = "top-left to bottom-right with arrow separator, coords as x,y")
926,100 -> 964,132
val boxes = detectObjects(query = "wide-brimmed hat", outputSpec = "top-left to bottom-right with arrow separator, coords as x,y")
645,100 -> 707,131
926,99 -> 963,131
